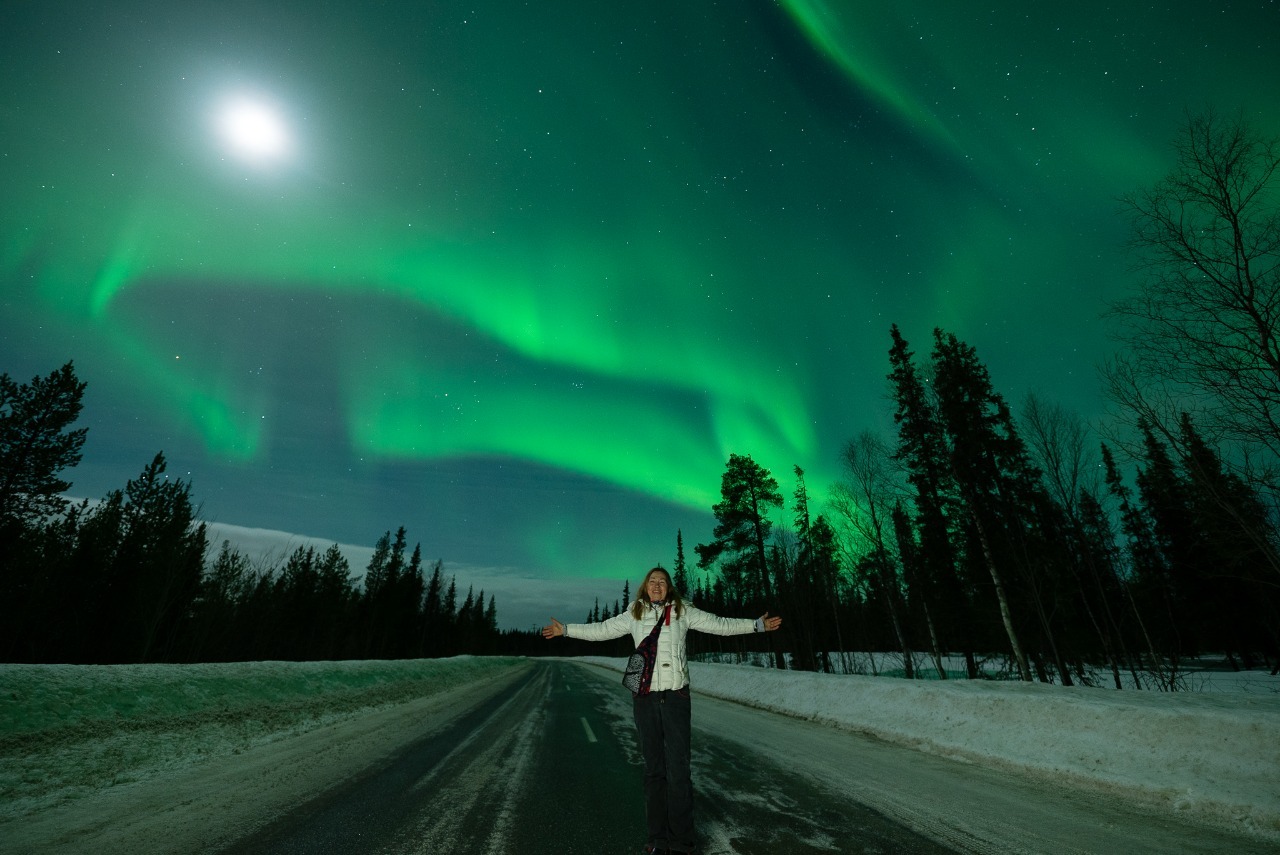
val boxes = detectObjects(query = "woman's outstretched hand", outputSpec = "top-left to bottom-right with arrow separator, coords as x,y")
759,612 -> 782,632
542,618 -> 565,639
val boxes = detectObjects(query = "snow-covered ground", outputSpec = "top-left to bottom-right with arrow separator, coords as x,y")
698,649 -> 1280,693
0,657 -> 523,821
586,656 -> 1280,843
2,656 -> 1277,846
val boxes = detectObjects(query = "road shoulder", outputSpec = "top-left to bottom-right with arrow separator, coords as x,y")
0,661 -> 532,854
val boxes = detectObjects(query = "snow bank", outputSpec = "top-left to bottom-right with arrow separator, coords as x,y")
0,657 -> 525,820
1,657 -> 512,735
582,656 -> 1280,841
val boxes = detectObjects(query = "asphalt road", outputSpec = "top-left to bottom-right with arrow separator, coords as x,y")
10,658 -> 1270,854
219,661 -> 955,855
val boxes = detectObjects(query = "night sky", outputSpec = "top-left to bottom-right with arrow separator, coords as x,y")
3,1 -> 1276,628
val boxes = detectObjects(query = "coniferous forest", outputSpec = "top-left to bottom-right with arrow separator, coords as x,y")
0,365 -> 500,664
3,111 -> 1278,684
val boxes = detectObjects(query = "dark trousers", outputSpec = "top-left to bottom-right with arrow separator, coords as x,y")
632,687 -> 694,853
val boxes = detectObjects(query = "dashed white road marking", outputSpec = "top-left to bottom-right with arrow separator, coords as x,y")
581,717 -> 598,743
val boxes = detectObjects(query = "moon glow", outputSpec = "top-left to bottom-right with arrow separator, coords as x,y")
215,96 -> 291,163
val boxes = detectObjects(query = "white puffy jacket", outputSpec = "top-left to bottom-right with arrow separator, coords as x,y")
565,600 -> 756,692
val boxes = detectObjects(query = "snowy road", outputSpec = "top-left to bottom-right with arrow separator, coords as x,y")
5,660 -> 1272,854
218,661 -> 950,855
218,661 -> 1269,854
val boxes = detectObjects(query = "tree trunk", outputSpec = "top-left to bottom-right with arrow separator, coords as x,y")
970,509 -> 1032,681
922,601 -> 947,679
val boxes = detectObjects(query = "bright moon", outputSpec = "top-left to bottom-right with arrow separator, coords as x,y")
215,97 -> 291,163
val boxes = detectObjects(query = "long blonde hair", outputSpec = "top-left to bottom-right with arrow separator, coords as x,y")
631,566 -> 684,619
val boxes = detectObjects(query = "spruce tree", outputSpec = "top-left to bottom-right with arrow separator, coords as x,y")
103,453 -> 207,663
192,541 -> 254,661
315,544 -> 354,659
886,326 -> 972,677
1103,442 -> 1177,688
696,453 -> 785,668
929,329 -> 1041,681
787,466 -> 822,671
421,561 -> 445,656
673,530 -> 689,595
695,453 -> 782,605
279,545 -> 320,659
364,532 -> 392,598
1134,420 -> 1202,664
890,502 -> 941,678
1076,489 -> 1143,688
1176,414 -> 1280,664
0,363 -> 90,656
0,362 -> 88,529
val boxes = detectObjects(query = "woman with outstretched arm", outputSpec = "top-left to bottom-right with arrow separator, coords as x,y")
543,565 -> 782,855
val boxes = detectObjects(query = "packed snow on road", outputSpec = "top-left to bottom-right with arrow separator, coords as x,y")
1,654 -> 1276,850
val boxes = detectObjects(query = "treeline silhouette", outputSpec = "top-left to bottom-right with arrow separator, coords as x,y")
529,327 -> 1280,686
196,528 -> 502,662
4,339 -> 1277,677
0,364 -> 501,663
519,325 -> 1280,687
844,327 -> 1278,687
5,333 -> 1278,678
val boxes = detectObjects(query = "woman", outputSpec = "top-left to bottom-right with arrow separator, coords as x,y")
543,566 -> 782,855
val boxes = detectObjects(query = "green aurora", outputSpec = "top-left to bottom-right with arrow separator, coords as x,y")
2,1 -> 1276,595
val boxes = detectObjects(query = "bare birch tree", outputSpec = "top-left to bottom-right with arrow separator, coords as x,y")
1106,109 -> 1280,484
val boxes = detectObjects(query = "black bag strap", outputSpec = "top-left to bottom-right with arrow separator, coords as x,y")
629,604 -> 671,695
645,605 -> 669,640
